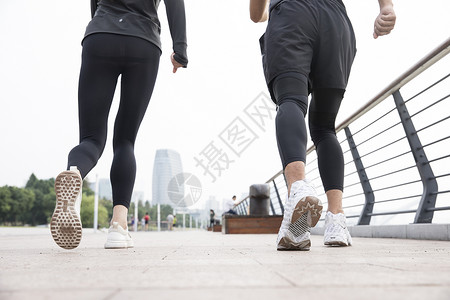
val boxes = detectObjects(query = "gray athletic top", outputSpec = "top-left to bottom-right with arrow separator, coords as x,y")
85,0 -> 188,67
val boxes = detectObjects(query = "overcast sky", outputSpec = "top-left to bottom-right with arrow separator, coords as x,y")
1,0 -> 449,209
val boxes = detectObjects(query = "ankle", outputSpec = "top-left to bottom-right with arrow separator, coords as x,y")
111,219 -> 128,229
111,205 -> 128,229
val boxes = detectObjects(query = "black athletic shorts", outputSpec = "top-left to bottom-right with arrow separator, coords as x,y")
260,0 -> 357,103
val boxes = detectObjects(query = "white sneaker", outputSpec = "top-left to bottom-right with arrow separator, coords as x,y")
50,166 -> 83,250
276,180 -> 323,251
104,222 -> 134,249
324,211 -> 352,246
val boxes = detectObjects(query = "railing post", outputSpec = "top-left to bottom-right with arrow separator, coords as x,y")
243,199 -> 249,215
393,90 -> 438,223
237,205 -> 243,215
272,180 -> 284,214
269,196 -> 276,215
345,126 -> 375,225
238,202 -> 244,215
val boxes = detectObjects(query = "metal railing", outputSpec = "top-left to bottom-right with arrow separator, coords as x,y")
235,37 -> 450,226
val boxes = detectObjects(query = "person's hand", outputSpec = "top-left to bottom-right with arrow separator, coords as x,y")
171,52 -> 184,73
373,5 -> 396,39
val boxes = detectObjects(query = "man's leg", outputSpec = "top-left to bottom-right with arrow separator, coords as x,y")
273,72 -> 309,185
309,88 -> 351,246
284,161 -> 305,198
273,73 -> 323,250
309,88 -> 345,212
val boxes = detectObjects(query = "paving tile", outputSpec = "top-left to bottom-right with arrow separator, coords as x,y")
1,227 -> 450,299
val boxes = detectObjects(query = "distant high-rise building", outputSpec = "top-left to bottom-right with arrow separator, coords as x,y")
89,178 -> 112,201
152,149 -> 183,206
206,196 -> 220,212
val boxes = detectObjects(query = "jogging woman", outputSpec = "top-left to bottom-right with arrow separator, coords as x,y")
50,0 -> 188,250
250,0 -> 396,250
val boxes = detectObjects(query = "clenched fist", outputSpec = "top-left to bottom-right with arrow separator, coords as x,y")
373,5 -> 396,39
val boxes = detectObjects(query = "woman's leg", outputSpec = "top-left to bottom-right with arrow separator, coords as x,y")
109,37 -> 161,228
308,88 -> 345,213
67,34 -> 121,178
52,34 -> 121,250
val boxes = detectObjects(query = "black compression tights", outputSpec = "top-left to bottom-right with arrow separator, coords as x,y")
67,33 -> 160,209
273,72 -> 345,192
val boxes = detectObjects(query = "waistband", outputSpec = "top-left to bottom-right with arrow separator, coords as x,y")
269,0 -> 345,13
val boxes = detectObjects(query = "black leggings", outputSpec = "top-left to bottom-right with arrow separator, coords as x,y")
274,72 -> 345,192
67,33 -> 160,208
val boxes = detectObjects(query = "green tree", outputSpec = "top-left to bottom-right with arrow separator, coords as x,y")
78,179 -> 110,227
82,180 -> 95,196
25,174 -> 54,192
25,174 -> 55,225
160,204 -> 173,221
99,198 -> 113,223
11,187 -> 36,225
148,203 -> 157,221
11,187 -> 35,225
80,193 -> 109,228
0,174 -> 109,227
175,213 -> 194,228
0,186 -> 13,224
145,204 -> 173,223
0,186 -> 35,225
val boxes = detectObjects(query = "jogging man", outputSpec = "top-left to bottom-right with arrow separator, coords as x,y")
250,0 -> 396,250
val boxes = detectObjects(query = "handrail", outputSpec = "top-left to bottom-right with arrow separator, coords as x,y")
235,37 -> 450,224
305,36 -> 450,156
337,37 -> 450,132
265,170 -> 284,184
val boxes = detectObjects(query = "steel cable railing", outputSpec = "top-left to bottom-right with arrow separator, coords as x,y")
234,37 -> 450,226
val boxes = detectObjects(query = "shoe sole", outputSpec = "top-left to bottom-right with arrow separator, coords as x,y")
277,238 -> 311,251
277,196 -> 323,251
50,171 -> 82,250
104,243 -> 128,249
104,242 -> 134,249
324,240 -> 349,246
292,196 -> 323,227
324,235 -> 352,247
104,237 -> 134,249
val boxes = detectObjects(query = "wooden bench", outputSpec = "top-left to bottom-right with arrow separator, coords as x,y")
221,215 -> 283,234
212,224 -> 222,232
